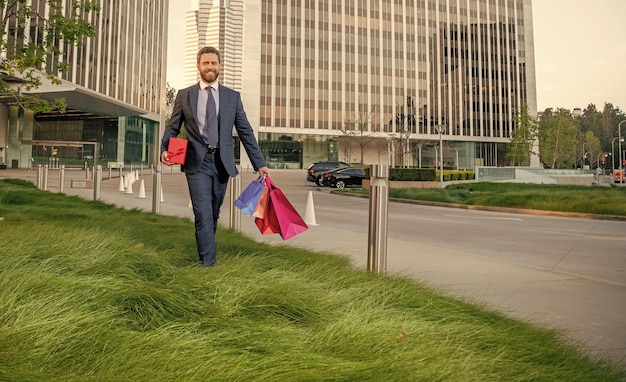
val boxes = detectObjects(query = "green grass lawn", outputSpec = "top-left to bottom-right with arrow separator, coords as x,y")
343,182 -> 626,217
0,179 -> 624,381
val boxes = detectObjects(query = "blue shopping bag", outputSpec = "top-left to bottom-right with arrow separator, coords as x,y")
234,176 -> 266,216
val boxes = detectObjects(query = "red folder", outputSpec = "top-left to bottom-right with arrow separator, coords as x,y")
167,137 -> 188,165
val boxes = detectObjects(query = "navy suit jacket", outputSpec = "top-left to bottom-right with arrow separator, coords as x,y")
161,83 -> 267,176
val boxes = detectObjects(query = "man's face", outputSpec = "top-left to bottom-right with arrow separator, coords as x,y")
197,52 -> 221,83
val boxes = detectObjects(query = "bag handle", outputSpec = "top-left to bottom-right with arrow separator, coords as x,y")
264,175 -> 275,189
255,174 -> 267,184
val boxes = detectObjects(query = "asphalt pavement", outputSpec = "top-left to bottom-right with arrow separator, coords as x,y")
1,166 -> 625,368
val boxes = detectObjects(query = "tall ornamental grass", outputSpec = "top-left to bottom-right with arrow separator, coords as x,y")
0,179 -> 623,381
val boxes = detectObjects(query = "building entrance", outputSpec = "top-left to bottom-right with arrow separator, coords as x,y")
20,140 -> 98,169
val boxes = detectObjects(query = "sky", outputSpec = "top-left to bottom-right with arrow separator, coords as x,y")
167,1 -> 626,112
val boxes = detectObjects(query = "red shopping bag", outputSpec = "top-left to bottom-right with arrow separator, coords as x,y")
255,177 -> 308,240
255,194 -> 280,235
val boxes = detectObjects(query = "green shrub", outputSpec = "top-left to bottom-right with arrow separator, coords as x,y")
389,167 -> 436,181
444,170 -> 474,181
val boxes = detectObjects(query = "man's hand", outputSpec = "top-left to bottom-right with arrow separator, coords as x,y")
161,151 -> 173,166
257,166 -> 270,177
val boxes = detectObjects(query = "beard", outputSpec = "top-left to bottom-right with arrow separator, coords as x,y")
200,69 -> 219,83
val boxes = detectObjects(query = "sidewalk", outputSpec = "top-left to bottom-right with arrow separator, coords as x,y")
1,166 -> 625,367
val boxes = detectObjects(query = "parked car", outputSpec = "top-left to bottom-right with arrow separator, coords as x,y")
321,167 -> 366,188
314,167 -> 345,186
306,161 -> 350,182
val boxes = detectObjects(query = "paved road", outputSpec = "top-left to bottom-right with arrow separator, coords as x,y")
2,167 -> 625,366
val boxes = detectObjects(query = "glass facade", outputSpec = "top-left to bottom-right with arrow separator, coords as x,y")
1,0 -> 168,168
188,0 -> 536,169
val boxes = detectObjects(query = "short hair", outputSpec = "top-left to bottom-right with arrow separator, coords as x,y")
197,46 -> 221,64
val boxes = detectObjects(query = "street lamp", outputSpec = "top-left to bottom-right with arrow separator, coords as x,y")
617,119 -> 626,179
386,136 -> 395,168
435,124 -> 446,188
416,143 -> 423,169
611,136 -> 624,173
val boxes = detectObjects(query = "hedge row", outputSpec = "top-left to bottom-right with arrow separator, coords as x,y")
444,170 -> 476,181
363,166 -> 475,182
389,167 -> 437,181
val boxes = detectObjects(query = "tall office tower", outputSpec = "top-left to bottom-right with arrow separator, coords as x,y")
183,0 -> 244,89
187,0 -> 536,169
0,0 -> 168,168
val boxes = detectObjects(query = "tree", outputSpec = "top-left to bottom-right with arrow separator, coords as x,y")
0,0 -> 99,113
583,131 -> 601,169
164,82 -> 185,138
389,96 -> 417,168
577,103 -> 625,169
506,104 -> 538,166
165,82 -> 176,121
340,101 -> 376,164
338,119 -> 357,163
538,108 -> 578,169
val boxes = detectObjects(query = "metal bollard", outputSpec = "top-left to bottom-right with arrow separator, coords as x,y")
367,164 -> 389,274
93,165 -> 102,201
152,164 -> 162,214
43,164 -> 49,191
59,165 -> 65,193
36,164 -> 42,189
229,170 -> 242,231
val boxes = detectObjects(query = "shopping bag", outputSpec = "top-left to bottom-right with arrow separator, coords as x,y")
264,177 -> 308,240
255,195 -> 280,235
167,137 -> 188,165
252,181 -> 270,219
234,176 -> 266,216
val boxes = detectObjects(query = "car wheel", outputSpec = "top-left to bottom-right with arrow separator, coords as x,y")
335,180 -> 346,189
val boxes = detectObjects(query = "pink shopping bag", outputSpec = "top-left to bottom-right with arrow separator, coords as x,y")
255,177 -> 308,240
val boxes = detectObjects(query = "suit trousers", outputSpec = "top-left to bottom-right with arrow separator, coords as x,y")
185,151 -> 229,266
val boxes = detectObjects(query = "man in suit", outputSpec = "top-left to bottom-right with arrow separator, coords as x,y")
161,46 -> 270,267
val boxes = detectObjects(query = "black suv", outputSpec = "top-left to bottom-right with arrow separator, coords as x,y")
306,161 -> 350,182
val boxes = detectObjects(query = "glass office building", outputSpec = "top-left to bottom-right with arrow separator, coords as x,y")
185,0 -> 536,169
0,0 -> 168,169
